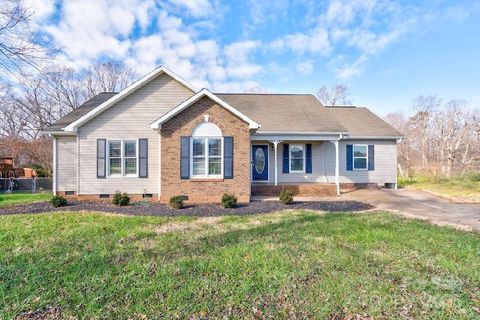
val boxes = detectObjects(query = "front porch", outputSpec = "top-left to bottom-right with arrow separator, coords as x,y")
250,134 -> 344,196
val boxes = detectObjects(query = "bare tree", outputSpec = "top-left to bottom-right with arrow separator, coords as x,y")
85,62 -> 135,95
384,95 -> 480,178
0,0 -> 54,74
316,84 -> 352,106
410,95 -> 441,167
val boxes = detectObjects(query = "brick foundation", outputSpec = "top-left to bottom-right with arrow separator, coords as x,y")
251,183 -> 379,197
251,184 -> 337,197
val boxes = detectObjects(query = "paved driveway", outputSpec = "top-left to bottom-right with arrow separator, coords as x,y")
343,188 -> 480,230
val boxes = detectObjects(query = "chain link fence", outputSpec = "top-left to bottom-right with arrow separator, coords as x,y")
0,178 -> 52,193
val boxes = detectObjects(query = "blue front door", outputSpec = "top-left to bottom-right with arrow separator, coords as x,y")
252,145 -> 268,181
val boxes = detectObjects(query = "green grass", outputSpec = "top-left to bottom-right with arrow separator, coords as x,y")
0,192 -> 52,207
398,174 -> 480,202
1,211 -> 479,319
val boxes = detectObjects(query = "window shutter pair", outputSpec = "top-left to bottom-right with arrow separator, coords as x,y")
180,136 -> 234,179
96,139 -> 148,178
282,143 -> 312,173
346,144 -> 374,171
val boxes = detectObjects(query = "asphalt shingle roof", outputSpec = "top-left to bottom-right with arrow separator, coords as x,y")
43,91 -> 402,138
42,92 -> 117,132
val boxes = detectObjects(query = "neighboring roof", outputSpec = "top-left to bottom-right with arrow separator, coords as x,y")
216,93 -> 348,134
61,66 -> 196,132
42,92 -> 117,133
324,107 -> 403,138
149,89 -> 260,130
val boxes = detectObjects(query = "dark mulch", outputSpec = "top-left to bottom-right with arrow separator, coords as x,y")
0,200 -> 374,216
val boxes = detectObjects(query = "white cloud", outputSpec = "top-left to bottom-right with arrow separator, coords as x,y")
334,55 -> 368,79
166,0 -> 215,18
296,60 -> 314,75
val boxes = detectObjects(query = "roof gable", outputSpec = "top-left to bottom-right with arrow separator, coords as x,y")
63,66 -> 197,132
149,89 -> 260,130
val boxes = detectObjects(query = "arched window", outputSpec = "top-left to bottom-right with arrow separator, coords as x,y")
191,122 -> 223,177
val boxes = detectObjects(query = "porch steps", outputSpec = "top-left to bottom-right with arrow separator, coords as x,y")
251,183 -> 337,197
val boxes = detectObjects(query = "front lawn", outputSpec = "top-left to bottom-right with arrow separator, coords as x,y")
1,211 -> 479,319
0,192 -> 52,208
398,175 -> 480,203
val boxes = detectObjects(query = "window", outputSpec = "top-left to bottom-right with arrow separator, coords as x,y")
191,137 -> 223,177
190,121 -> 223,178
108,140 -> 138,176
290,144 -> 305,172
353,145 -> 368,170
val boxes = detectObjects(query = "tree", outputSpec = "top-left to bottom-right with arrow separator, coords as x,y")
315,84 -> 352,106
384,95 -> 480,178
410,95 -> 441,167
0,0 -> 53,75
0,61 -> 135,173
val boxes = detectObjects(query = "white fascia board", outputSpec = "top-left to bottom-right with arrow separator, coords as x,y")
343,135 -> 404,140
41,130 -> 77,136
250,134 -> 345,141
256,131 -> 350,135
149,89 -> 260,130
64,66 -> 197,132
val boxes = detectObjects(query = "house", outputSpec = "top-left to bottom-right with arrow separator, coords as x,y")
42,66 -> 403,203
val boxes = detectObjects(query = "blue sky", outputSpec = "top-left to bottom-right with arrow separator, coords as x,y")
29,0 -> 480,114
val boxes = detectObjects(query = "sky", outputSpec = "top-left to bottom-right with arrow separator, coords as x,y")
26,0 -> 480,114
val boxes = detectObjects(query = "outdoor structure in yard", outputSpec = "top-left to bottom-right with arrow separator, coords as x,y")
42,66 -> 403,203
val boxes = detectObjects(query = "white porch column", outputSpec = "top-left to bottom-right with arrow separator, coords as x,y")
334,140 -> 340,195
52,136 -> 57,195
268,140 -> 282,186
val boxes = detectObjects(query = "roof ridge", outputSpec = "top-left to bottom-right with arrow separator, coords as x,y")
214,93 -> 314,96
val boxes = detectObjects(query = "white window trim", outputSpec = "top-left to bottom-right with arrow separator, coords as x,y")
107,139 -> 139,178
289,144 -> 305,173
190,137 -> 224,178
353,144 -> 368,171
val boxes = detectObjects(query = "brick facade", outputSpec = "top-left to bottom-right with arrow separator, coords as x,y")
160,97 -> 251,203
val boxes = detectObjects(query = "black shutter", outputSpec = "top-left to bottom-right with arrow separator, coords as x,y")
139,139 -> 148,178
282,143 -> 289,173
224,136 -> 234,179
346,144 -> 353,171
368,145 -> 375,171
180,137 -> 190,179
306,144 -> 312,173
97,139 -> 106,178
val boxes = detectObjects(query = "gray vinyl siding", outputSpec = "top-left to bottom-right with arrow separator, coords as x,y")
324,140 -> 397,184
77,73 -> 193,195
56,136 -> 77,191
255,139 -> 397,185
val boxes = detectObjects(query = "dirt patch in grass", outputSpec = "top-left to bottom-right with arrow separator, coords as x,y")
0,200 -> 373,216
15,306 -> 63,319
154,216 -> 223,234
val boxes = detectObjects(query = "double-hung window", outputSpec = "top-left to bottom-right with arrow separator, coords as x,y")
353,145 -> 368,170
108,140 -> 138,176
191,137 -> 223,177
290,144 -> 305,172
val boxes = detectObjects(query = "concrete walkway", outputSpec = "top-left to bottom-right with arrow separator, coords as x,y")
342,188 -> 480,230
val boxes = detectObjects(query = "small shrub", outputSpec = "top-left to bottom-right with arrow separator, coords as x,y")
221,193 -> 237,208
169,195 -> 184,209
112,192 -> 130,206
279,190 -> 294,205
466,172 -> 480,182
50,196 -> 67,208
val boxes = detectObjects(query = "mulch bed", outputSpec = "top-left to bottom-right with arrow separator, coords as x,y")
0,200 -> 374,216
